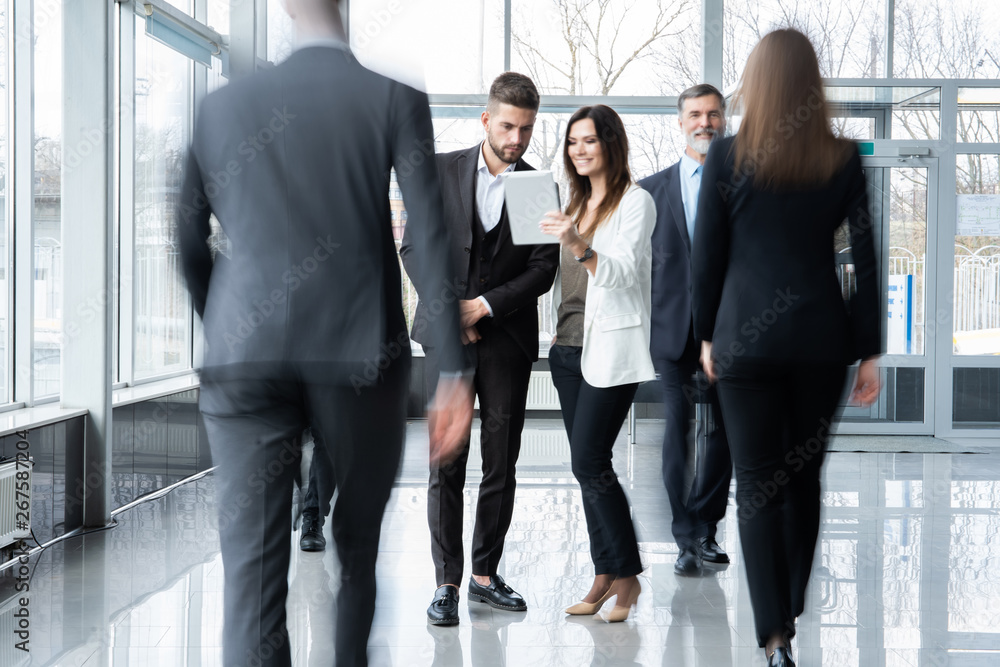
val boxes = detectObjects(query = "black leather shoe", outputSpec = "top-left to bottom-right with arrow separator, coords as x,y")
768,647 -> 795,666
468,575 -> 527,611
698,536 -> 730,564
427,586 -> 460,625
299,515 -> 326,552
674,547 -> 703,576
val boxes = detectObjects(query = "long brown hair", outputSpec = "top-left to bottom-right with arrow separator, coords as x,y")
733,29 -> 853,189
563,105 -> 632,234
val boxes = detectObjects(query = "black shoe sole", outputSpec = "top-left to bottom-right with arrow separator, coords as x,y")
468,592 -> 527,611
300,544 -> 325,552
427,616 -> 460,626
702,555 -> 730,564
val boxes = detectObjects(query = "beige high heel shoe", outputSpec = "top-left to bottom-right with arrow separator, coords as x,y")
606,579 -> 641,623
565,582 -> 616,615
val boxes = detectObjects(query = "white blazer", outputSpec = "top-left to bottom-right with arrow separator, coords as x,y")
551,185 -> 657,387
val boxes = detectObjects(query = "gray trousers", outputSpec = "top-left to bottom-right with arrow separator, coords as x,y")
200,359 -> 408,667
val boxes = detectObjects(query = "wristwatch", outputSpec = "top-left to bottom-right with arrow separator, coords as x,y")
574,246 -> 594,263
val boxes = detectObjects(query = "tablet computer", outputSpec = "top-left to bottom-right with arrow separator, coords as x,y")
503,171 -> 562,245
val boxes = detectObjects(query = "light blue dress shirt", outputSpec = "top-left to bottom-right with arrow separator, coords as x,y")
679,152 -> 703,247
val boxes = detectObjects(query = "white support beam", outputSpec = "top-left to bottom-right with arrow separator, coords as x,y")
229,0 -> 259,77
885,0 -> 895,78
120,0 -> 137,386
61,0 -> 115,528
12,0 -> 35,407
702,0 -> 724,90
934,80 -> 959,438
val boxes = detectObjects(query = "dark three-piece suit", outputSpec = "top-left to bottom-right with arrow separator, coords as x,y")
401,144 -> 558,587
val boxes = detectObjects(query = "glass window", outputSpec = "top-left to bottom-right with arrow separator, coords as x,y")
0,8 -> 7,403
725,0 -> 887,90
34,0 -> 63,399
207,0 -> 229,35
267,0 -> 295,64
886,167 -> 928,356
954,153 -> 1000,355
958,88 -> 1000,144
511,0 -> 699,97
134,25 -> 194,379
162,0 -> 192,15
352,0 -> 504,94
825,86 -> 941,141
893,0 -> 1000,78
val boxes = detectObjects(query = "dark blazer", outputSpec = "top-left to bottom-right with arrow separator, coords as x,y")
692,136 -> 880,364
400,144 -> 559,362
639,162 -> 693,362
176,46 -> 465,381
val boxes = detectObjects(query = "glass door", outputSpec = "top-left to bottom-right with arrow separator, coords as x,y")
834,157 -> 938,434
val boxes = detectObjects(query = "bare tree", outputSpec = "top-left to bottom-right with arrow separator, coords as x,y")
510,0 -> 696,173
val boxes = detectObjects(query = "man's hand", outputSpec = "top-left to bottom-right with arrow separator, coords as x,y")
849,357 -> 881,406
459,299 -> 489,329
460,326 -> 482,345
700,341 -> 716,383
428,376 -> 474,467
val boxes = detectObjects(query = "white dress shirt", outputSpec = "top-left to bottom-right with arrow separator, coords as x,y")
476,142 -> 515,233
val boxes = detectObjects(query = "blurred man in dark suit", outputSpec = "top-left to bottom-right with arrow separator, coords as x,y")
176,0 -> 471,664
401,73 -> 558,625
639,84 -> 732,577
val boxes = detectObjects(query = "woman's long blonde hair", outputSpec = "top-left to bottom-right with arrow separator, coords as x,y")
732,29 -> 853,189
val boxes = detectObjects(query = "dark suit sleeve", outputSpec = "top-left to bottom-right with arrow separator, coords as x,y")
481,243 -> 558,320
176,146 -> 214,320
398,153 -> 445,299
692,140 -> 731,343
843,150 -> 880,360
390,84 -> 465,373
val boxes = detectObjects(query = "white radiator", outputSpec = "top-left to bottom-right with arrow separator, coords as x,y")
473,371 -> 560,410
0,459 -> 33,550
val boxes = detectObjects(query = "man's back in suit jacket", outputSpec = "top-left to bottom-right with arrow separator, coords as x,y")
176,41 -> 467,667
178,46 -> 464,381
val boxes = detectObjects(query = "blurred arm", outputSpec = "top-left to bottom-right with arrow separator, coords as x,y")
390,82 -> 464,373
176,147 -> 214,320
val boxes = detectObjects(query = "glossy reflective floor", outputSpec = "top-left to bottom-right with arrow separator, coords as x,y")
3,420 -> 999,666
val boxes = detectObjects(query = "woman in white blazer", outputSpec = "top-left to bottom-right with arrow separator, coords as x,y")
540,104 -> 656,623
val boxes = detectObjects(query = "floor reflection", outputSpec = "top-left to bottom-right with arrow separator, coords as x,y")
1,420 -> 998,666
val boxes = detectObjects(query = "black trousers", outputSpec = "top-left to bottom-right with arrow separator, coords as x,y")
302,430 -> 334,523
548,344 -> 642,577
715,359 -> 846,647
654,342 -> 732,549
424,325 -> 532,586
200,358 -> 408,667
